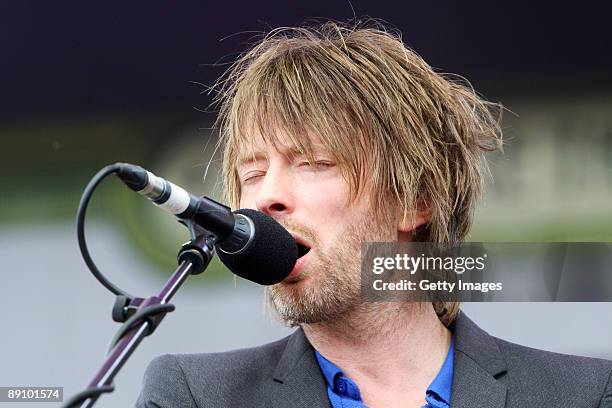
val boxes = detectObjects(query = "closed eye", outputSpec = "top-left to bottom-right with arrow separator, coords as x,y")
241,172 -> 265,184
298,161 -> 334,169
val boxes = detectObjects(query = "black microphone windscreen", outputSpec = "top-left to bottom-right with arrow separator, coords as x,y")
216,209 -> 298,285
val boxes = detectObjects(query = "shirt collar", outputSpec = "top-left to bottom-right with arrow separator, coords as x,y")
314,351 -> 340,388
425,336 -> 455,406
314,336 -> 455,405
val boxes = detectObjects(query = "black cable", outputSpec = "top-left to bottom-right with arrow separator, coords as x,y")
107,303 -> 175,352
68,163 -> 179,408
61,385 -> 114,408
62,302 -> 175,407
76,163 -> 133,298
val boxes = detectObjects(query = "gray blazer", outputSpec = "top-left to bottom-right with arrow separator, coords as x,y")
136,312 -> 612,407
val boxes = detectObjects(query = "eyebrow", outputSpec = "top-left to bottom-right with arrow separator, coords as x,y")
236,152 -> 268,170
236,145 -> 325,169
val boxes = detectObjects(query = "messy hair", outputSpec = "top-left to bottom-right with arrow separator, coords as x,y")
213,21 -> 502,326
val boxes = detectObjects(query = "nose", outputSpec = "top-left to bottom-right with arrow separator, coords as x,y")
254,164 -> 294,217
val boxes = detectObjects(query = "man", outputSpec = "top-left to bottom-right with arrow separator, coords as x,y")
136,22 -> 612,407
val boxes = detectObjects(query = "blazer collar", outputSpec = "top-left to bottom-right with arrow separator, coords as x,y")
270,311 -> 509,408
451,311 -> 508,408
270,327 -> 331,408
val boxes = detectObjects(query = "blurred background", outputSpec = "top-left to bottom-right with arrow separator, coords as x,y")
1,0 -> 611,406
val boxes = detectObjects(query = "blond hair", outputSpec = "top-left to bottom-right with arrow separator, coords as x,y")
213,21 -> 502,326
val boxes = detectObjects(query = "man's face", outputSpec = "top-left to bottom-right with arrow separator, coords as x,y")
237,130 -> 397,326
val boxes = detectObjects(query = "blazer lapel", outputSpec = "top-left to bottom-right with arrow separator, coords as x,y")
270,328 -> 331,408
269,313 -> 508,408
451,312 -> 508,408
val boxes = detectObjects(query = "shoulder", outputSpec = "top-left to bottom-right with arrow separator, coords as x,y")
452,312 -> 612,407
495,335 -> 612,378
136,333 -> 294,408
170,333 -> 291,382
493,336 -> 612,406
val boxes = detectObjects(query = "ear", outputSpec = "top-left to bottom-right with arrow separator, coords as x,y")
397,205 -> 432,233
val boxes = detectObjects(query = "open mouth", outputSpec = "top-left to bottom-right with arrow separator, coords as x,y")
286,236 -> 312,280
296,242 -> 311,259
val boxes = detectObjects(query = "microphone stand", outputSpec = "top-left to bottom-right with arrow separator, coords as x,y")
62,228 -> 216,408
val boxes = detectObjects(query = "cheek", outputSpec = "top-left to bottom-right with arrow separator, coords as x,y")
298,182 -> 353,236
238,186 -> 256,209
310,191 -> 347,215
238,195 -> 246,209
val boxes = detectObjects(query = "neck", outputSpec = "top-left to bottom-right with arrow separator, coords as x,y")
301,303 -> 452,407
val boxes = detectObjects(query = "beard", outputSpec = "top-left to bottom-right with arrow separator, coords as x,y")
266,210 -> 396,327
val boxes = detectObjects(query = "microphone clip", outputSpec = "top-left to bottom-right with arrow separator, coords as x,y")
177,219 -> 217,275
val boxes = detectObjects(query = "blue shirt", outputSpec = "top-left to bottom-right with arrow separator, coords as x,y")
315,337 -> 454,408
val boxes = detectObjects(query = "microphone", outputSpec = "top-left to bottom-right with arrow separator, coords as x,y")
115,163 -> 298,285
